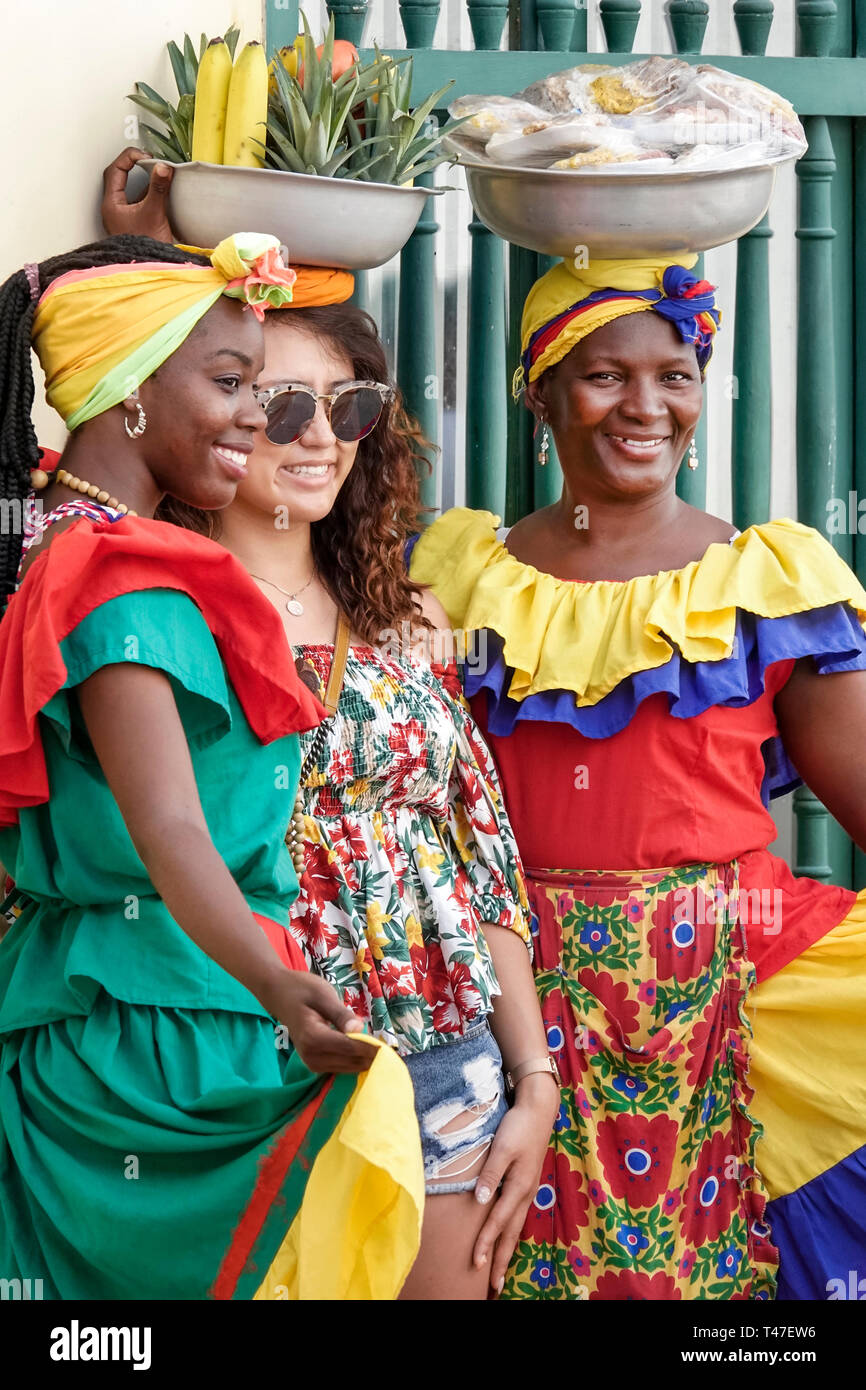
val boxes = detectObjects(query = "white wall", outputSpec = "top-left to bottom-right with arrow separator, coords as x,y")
3,0 -> 265,449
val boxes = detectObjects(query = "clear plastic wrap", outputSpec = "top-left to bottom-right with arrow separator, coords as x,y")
448,58 -> 807,174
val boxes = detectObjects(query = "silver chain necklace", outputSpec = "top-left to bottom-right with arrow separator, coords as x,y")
250,569 -> 317,616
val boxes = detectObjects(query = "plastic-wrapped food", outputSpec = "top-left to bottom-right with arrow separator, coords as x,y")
448,57 -> 807,174
485,114 -> 622,167
515,64 -> 601,115
582,56 -> 690,115
552,149 -> 674,173
447,94 -> 552,144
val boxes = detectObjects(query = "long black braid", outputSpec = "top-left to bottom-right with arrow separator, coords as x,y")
0,234 -> 210,602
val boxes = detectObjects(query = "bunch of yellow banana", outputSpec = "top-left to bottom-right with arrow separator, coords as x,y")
268,37 -> 304,99
191,38 -> 232,161
191,38 -> 268,167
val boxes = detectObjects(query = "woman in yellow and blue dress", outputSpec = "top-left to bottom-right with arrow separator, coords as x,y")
411,253 -> 866,1300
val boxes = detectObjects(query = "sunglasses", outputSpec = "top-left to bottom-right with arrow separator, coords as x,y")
254,380 -> 395,445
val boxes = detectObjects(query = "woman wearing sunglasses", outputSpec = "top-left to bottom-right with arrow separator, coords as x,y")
157,294 -> 559,1301
101,150 -> 557,1299
0,231 -> 425,1300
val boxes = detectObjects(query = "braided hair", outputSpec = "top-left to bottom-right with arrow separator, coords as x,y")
0,234 -> 210,601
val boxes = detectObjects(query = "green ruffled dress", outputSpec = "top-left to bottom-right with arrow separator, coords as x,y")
0,589 -> 341,1299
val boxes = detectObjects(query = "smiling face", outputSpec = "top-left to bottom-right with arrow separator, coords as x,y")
228,320 -> 360,528
527,311 -> 704,502
134,296 -> 266,509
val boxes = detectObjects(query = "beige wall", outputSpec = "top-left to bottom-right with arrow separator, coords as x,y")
4,0 -> 264,448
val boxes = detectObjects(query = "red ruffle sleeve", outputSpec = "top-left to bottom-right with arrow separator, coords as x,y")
0,515 -> 326,827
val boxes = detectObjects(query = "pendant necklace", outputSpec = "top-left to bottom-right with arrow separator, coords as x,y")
250,569 -> 316,617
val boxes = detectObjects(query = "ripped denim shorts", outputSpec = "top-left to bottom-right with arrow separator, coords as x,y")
403,1021 -> 508,1196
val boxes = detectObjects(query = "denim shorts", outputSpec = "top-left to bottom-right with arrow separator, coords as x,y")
403,1022 -> 508,1196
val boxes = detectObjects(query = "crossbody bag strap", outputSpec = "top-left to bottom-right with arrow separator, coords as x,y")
287,613 -> 352,866
323,610 -> 351,716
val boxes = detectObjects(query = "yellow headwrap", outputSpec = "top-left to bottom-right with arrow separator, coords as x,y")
32,233 -> 297,430
516,253 -> 721,396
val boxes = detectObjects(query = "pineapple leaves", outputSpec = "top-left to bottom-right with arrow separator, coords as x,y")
132,12 -> 457,184
166,42 -> 188,98
264,12 -> 455,184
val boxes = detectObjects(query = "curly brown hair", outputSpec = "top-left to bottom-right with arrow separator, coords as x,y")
157,304 -> 434,645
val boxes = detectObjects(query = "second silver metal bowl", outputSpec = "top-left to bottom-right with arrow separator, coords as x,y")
451,147 -> 784,257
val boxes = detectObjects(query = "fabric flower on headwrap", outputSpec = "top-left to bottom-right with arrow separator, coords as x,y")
210,237 -> 297,320
31,233 -> 297,431
178,245 -> 355,308
514,253 -> 721,398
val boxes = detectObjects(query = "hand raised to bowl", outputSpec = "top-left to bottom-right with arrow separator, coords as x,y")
101,147 -> 176,243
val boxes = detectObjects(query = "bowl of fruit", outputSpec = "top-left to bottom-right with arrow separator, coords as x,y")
128,18 -> 458,269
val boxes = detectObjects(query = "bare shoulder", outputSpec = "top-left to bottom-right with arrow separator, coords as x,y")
17,514 -> 81,582
416,587 -> 451,630
404,589 -> 457,667
502,505 -> 556,564
684,506 -> 738,545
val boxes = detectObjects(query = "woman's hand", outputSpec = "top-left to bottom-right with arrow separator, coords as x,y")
472,1072 -> 560,1294
101,147 -> 175,243
260,969 -> 377,1075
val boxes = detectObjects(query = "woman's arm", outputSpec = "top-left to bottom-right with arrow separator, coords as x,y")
471,924 -> 559,1293
78,662 -> 373,1073
774,661 -> 866,850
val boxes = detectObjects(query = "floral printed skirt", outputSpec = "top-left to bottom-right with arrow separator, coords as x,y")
503,862 -> 778,1301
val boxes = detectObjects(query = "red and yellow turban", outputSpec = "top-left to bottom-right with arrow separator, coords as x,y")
515,253 -> 721,396
32,233 -> 297,431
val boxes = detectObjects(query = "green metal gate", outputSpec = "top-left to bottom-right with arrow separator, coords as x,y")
267,1 -> 866,892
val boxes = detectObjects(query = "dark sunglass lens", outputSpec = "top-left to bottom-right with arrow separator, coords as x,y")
330,388 -> 385,442
264,391 -> 316,444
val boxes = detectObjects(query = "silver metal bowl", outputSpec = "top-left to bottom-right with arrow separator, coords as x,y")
138,160 -> 431,269
451,146 -> 782,257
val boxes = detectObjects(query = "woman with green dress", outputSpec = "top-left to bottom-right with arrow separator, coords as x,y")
0,232 -> 423,1300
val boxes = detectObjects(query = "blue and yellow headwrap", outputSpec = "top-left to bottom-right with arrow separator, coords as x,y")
31,233 -> 297,431
515,253 -> 721,397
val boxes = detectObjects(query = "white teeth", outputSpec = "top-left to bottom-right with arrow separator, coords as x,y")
610,436 -> 666,448
215,447 -> 247,466
288,464 -> 329,477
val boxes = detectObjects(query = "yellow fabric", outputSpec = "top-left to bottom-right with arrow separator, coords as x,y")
253,1038 -> 424,1300
520,252 -> 701,386
410,508 -> 866,707
32,233 -> 289,424
749,895 -> 866,1199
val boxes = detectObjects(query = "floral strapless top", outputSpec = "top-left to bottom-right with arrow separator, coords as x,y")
288,642 -> 531,1054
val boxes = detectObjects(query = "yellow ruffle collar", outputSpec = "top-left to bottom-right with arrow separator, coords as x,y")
410,508 -> 866,707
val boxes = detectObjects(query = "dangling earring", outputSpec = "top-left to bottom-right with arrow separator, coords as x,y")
538,418 -> 550,467
124,402 -> 147,439
687,437 -> 699,471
